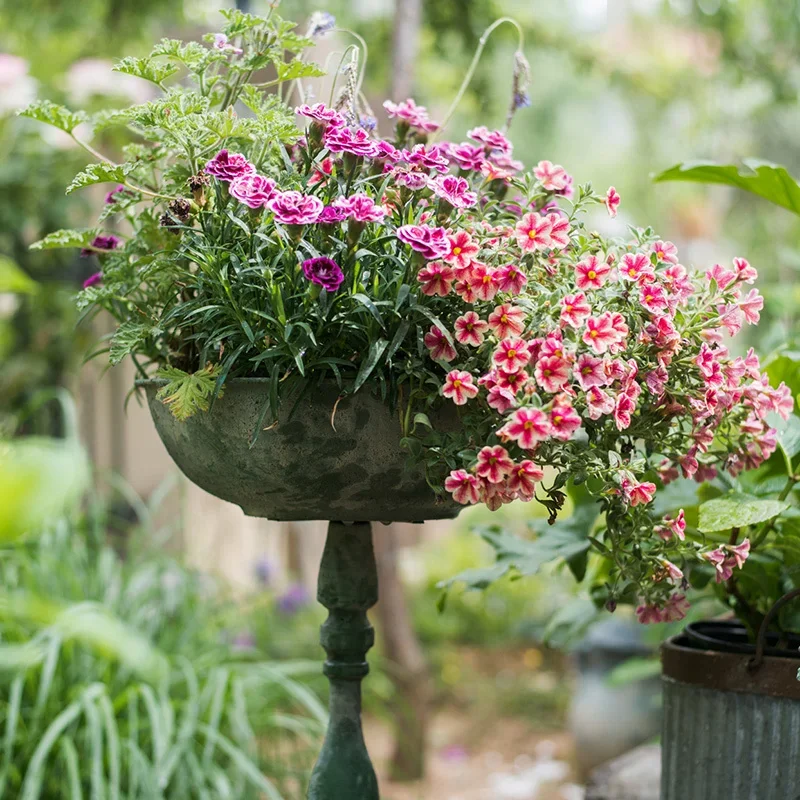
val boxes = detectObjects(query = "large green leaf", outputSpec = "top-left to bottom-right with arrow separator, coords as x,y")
29,229 -> 102,251
654,159 -> 800,216
698,492 -> 789,532
17,100 -> 87,135
66,163 -> 134,195
0,256 -> 37,294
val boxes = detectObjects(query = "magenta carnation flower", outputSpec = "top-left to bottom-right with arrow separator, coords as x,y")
319,205 -> 347,224
401,144 -> 449,173
80,234 -> 121,258
296,103 -> 345,129
444,142 -> 486,172
383,98 -> 440,133
429,175 -> 478,209
229,174 -> 278,209
467,126 -> 513,156
204,150 -> 256,182
301,256 -> 344,292
334,193 -> 385,223
83,271 -> 103,288
373,140 -> 401,162
396,224 -> 450,260
393,170 -> 429,191
268,191 -> 324,225
324,126 -> 379,158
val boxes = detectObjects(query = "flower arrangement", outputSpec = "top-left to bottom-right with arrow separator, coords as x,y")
23,10 -> 794,626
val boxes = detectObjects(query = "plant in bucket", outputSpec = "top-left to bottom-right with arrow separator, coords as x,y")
21,7 -> 796,799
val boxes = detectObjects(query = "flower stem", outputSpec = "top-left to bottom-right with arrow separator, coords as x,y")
431,17 -> 525,142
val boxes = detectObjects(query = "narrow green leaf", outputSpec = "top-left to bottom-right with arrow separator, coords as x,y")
353,338 -> 388,393
351,293 -> 386,329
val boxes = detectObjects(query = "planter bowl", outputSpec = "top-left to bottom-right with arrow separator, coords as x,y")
139,379 -> 460,522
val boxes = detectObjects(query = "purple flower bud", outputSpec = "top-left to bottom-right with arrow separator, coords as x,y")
83,271 -> 103,289
104,184 -> 126,204
80,234 -> 121,258
254,557 -> 273,587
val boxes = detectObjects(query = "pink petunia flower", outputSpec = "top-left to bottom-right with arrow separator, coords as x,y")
443,231 -> 479,272
585,386 -> 614,419
575,254 -> 611,290
442,370 -> 479,405
639,285 -> 669,314
446,142 -> 486,172
383,98 -> 440,132
662,593 -> 690,622
546,213 -> 571,250
296,103 -> 346,129
583,313 -> 618,354
534,356 -> 570,393
661,560 -> 684,581
268,191 -> 324,224
487,385 -> 517,413
733,257 -> 758,284
739,288 -> 764,324
500,407 -> 552,449
488,304 -> 526,339
445,469 -> 481,504
469,264 -> 500,302
658,509 -> 686,541
514,212 -> 553,253
493,338 -> 531,373
620,253 -> 654,282
614,392 -> 636,430
507,460 -> 545,498
560,292 -> 592,329
534,160 -> 569,191
575,354 -> 606,390
417,261 -> 455,297
549,403 -> 582,441
651,240 -> 679,264
467,126 -> 513,155
706,263 -> 737,290
475,445 -> 515,483
495,263 -> 527,295
636,603 -> 664,624
620,476 -> 656,506
455,311 -> 489,346
605,186 -> 621,217
424,326 -> 457,362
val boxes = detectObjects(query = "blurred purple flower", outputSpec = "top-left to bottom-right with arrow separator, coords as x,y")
83,271 -> 103,289
254,557 -> 273,587
277,584 -> 310,615
80,234 -> 121,258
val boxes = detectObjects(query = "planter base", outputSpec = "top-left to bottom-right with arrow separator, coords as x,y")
307,521 -> 380,800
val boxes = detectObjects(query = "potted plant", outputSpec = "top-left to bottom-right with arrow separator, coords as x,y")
23,8 -> 795,799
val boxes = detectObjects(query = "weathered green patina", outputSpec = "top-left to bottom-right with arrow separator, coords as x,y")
139,379 -> 459,522
308,521 -> 380,800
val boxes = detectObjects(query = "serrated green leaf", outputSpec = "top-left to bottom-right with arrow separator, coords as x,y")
18,100 -> 87,134
67,163 -> 134,195
275,60 -> 325,82
113,57 -> 179,86
155,364 -> 223,421
109,323 -> 158,365
698,493 -> 789,532
30,229 -> 101,251
654,159 -> 800,217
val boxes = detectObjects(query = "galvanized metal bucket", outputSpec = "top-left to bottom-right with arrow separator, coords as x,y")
138,378 -> 460,522
661,594 -> 800,800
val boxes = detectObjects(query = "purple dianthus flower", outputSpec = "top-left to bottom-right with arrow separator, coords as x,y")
301,256 -> 344,293
268,191 -> 324,225
230,174 -> 278,209
80,234 -> 121,258
204,149 -> 255,182
396,224 -> 450,260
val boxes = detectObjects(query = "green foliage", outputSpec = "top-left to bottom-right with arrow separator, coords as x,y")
698,494 -> 790,532
0,491 -> 323,798
29,229 -> 101,251
112,56 -> 180,86
66,162 -> 135,195
654,160 -> 800,217
0,255 -> 37,293
17,100 -> 87,135
155,364 -> 223,421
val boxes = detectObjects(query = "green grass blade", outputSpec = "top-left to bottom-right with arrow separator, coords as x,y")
58,737 -> 83,800
98,694 -> 121,800
201,667 -> 229,767
0,675 -> 24,794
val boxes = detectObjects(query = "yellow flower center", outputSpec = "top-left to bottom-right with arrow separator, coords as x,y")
489,457 -> 497,465
453,246 -> 462,255
543,369 -> 551,376
528,230 -> 537,239
657,250 -> 665,260
524,421 -> 533,430
646,294 -> 653,303
554,415 -> 563,424
565,305 -> 573,312
582,366 -> 591,375
453,379 -> 462,388
628,268 -> 636,276
483,274 -> 492,284
508,349 -> 517,359
501,314 -> 509,323
588,270 -> 596,279
590,330 -> 598,338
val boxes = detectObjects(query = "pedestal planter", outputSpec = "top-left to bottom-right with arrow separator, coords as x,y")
139,379 -> 460,799
661,613 -> 800,800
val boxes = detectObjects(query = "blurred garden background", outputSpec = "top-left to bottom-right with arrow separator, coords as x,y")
1,0 -> 799,797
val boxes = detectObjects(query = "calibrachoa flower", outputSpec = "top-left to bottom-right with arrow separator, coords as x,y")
493,338 -> 531,373
444,231 -> 479,271
397,224 -> 451,260
455,311 -> 489,346
230,174 -> 278,209
301,256 -> 344,292
514,212 -> 552,252
268,191 -> 324,224
500,407 -> 552,449
575,255 -> 611,290
475,445 -> 514,483
534,160 -> 569,191
442,370 -> 478,405
605,186 -> 621,217
488,304 -> 526,338
417,261 -> 455,297
445,470 -> 481,504
204,149 -> 255,182
424,326 -> 457,362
